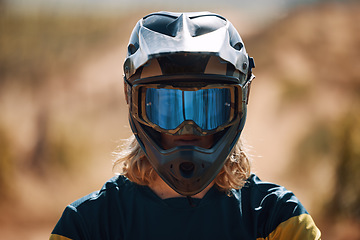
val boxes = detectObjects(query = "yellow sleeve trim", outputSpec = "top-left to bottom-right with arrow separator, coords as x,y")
49,234 -> 73,240
257,213 -> 321,240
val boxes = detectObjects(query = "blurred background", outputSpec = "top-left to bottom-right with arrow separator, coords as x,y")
0,0 -> 359,239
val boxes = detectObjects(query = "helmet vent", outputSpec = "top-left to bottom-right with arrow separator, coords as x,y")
233,42 -> 243,51
179,162 -> 195,178
128,43 -> 138,55
143,13 -> 226,38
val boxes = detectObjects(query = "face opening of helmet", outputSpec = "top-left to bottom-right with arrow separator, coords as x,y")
127,75 -> 249,152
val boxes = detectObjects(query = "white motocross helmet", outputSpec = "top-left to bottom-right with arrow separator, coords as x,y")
123,11 -> 255,196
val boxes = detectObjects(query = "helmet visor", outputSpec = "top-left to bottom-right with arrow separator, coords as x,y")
132,83 -> 243,134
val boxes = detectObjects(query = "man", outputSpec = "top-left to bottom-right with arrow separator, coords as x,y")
50,11 -> 321,239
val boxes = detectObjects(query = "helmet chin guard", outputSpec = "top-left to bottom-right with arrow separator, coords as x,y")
124,11 -> 254,196
129,110 -> 247,196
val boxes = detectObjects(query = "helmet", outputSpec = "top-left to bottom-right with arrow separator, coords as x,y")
123,11 -> 255,196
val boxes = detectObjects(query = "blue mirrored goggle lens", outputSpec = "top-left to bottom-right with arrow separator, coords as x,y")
145,88 -> 232,131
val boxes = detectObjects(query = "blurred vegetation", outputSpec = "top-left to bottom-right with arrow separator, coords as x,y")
330,114 -> 360,220
0,127 -> 14,200
247,2 -> 360,91
0,10 -> 129,201
293,113 -> 360,220
0,11 -> 126,87
279,78 -> 312,105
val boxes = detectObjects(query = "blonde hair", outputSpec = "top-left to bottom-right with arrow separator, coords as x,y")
113,135 -> 251,193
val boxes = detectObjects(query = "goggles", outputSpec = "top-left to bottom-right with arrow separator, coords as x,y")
130,82 -> 246,135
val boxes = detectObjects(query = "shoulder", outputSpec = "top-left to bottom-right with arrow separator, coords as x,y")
70,175 -> 134,210
237,174 -> 307,214
233,174 -> 321,239
51,175 -> 136,239
242,174 -> 296,196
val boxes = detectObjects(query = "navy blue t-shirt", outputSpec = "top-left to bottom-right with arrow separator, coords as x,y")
50,174 -> 320,240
